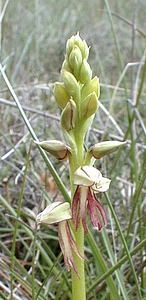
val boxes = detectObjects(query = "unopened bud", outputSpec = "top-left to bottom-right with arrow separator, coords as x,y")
81,40 -> 89,59
66,33 -> 89,60
36,202 -> 71,225
74,33 -> 89,59
90,141 -> 127,159
73,33 -> 83,47
81,92 -> 98,119
61,59 -> 71,72
66,36 -> 75,57
69,45 -> 82,77
79,59 -> 92,83
54,82 -> 69,109
61,99 -> 77,131
34,140 -> 71,160
81,76 -> 100,99
62,70 -> 79,99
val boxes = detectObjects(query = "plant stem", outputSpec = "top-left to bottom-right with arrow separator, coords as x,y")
71,225 -> 86,300
70,130 -> 86,300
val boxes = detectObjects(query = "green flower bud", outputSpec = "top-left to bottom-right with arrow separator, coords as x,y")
62,70 -> 79,99
81,40 -> 89,59
66,33 -> 89,60
81,92 -> 99,119
89,141 -> 127,159
34,140 -> 71,160
66,36 -> 75,57
79,59 -> 92,83
74,34 -> 89,59
81,76 -> 100,100
54,82 -> 69,109
69,45 -> 82,77
74,33 -> 83,47
61,99 -> 77,131
61,59 -> 71,72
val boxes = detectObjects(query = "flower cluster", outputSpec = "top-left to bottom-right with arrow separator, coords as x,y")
35,33 -> 126,272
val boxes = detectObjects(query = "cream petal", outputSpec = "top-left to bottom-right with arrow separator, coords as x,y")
74,166 -> 102,187
36,201 -> 72,224
92,177 -> 111,193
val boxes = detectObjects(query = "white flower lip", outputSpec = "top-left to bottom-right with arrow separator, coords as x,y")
74,166 -> 111,193
92,177 -> 111,192
36,201 -> 72,225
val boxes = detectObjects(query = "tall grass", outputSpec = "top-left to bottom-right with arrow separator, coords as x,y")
0,0 -> 146,299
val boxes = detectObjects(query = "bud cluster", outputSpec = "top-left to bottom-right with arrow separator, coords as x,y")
54,33 -> 100,133
36,34 -> 126,163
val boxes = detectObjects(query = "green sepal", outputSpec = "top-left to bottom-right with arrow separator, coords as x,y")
54,82 -> 69,109
69,45 -> 82,77
62,70 -> 79,99
81,92 -> 99,119
79,59 -> 92,84
61,99 -> 77,131
81,76 -> 100,100
89,141 -> 127,159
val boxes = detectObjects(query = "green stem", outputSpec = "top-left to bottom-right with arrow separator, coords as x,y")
70,131 -> 86,300
71,225 -> 86,300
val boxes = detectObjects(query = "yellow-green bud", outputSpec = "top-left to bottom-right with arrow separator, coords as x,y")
90,141 -> 127,159
81,92 -> 99,119
61,59 -> 71,72
81,76 -> 100,100
79,59 -> 92,83
34,140 -> 71,160
66,33 -> 89,60
62,70 -> 79,99
69,45 -> 82,77
54,82 -> 69,109
66,36 -> 75,57
61,99 -> 77,131
74,34 -> 89,59
73,33 -> 83,47
81,40 -> 89,59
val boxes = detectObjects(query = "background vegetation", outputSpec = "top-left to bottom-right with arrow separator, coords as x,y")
0,0 -> 146,299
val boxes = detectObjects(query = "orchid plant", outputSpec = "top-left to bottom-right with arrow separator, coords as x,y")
35,33 -> 126,300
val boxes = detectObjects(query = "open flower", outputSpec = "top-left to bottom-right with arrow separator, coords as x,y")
72,166 -> 111,232
36,201 -> 82,273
